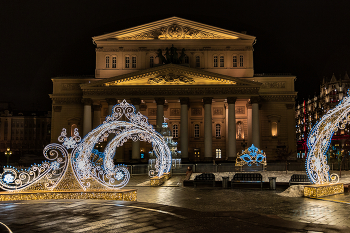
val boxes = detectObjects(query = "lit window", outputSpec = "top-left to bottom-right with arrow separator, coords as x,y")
220,56 -> 224,67
132,56 -> 136,68
233,56 -> 237,67
216,149 -> 222,158
195,56 -> 200,68
105,56 -> 110,68
239,55 -> 244,67
172,124 -> 178,138
216,124 -> 221,137
112,56 -> 117,68
194,124 -> 200,138
271,122 -> 278,136
150,56 -> 154,67
214,56 -> 218,67
125,56 -> 130,68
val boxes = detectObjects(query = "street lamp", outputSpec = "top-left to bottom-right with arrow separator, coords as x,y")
4,147 -> 12,165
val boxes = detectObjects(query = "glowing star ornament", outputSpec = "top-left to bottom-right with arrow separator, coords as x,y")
306,90 -> 350,184
3,174 -> 14,184
235,144 -> 267,167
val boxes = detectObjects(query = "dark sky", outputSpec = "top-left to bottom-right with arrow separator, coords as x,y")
1,1 -> 350,111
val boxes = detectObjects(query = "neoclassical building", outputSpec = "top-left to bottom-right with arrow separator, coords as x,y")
50,17 -> 297,163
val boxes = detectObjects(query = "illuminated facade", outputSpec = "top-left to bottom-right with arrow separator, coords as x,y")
50,17 -> 297,162
296,72 -> 350,159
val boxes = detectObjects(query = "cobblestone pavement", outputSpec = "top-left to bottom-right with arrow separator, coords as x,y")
0,175 -> 349,232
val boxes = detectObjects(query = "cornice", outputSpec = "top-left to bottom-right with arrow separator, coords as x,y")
51,97 -> 82,105
261,95 -> 296,102
96,47 -> 253,52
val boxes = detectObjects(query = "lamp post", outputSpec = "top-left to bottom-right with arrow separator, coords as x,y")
4,147 -> 12,165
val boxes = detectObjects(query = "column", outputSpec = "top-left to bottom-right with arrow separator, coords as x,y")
203,97 -> 213,159
131,98 -> 141,161
251,97 -> 260,148
82,98 -> 92,136
227,97 -> 237,159
92,104 -> 101,129
180,97 -> 189,159
106,98 -> 117,116
155,97 -> 165,132
247,103 -> 252,146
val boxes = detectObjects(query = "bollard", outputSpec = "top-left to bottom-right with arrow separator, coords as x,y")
222,176 -> 229,189
268,177 -> 277,190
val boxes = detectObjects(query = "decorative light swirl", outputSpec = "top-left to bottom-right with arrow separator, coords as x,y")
306,91 -> 350,184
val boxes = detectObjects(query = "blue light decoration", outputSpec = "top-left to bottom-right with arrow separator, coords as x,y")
305,91 -> 350,184
235,144 -> 267,166
0,100 -> 172,191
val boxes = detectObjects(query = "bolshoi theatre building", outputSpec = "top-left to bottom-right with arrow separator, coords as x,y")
50,17 -> 297,163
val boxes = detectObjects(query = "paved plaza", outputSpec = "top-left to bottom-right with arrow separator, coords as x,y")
1,175 -> 350,232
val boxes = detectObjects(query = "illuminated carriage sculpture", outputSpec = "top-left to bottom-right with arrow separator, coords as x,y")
0,100 -> 171,201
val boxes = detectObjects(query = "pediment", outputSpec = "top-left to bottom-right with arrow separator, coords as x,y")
81,64 -> 261,88
92,17 -> 255,42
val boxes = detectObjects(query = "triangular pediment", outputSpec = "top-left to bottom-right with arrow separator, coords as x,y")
92,17 -> 255,42
81,64 -> 261,88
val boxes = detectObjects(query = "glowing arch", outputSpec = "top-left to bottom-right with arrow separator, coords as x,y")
306,93 -> 350,184
0,100 -> 171,191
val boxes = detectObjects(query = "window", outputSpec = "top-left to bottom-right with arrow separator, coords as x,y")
195,56 -> 200,68
220,56 -> 224,67
125,56 -> 130,68
239,55 -> 244,67
105,56 -> 110,68
132,56 -> 137,68
112,56 -> 117,68
216,124 -> 221,137
214,56 -> 218,67
184,55 -> 189,64
216,149 -> 222,158
233,56 -> 237,67
271,122 -> 278,136
194,124 -> 200,138
172,124 -> 178,138
150,56 -> 154,67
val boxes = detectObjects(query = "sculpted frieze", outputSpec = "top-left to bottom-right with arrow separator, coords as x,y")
148,73 -> 195,85
261,82 -> 286,89
118,24 -> 233,40
52,97 -> 82,105
61,83 -> 81,91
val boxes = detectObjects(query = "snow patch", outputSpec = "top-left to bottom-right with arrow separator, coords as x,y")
278,185 -> 305,197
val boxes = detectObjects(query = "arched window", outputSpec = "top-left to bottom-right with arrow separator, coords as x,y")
216,124 -> 221,137
172,124 -> 178,138
195,56 -> 200,68
105,56 -> 110,68
213,56 -> 218,67
194,124 -> 200,138
216,149 -> 222,158
239,55 -> 244,67
150,56 -> 154,67
233,55 -> 237,67
112,56 -> 117,68
125,56 -> 130,68
132,56 -> 137,68
271,122 -> 278,137
219,56 -> 224,67
71,124 -> 78,137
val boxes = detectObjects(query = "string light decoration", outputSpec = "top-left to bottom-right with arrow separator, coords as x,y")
235,144 -> 267,166
0,100 -> 171,194
305,91 -> 350,184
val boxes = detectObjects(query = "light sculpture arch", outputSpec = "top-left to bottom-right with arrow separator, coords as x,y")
0,100 -> 171,192
306,93 -> 350,184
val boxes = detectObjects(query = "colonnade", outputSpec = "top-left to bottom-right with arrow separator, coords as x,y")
82,97 -> 260,160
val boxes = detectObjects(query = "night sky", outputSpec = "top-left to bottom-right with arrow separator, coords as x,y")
1,1 -> 350,111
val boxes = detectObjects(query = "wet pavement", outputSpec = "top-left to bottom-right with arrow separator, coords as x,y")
0,175 -> 350,232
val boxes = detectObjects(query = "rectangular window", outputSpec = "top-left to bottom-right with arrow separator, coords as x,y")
233,56 -> 237,67
172,124 -> 178,138
216,124 -> 221,137
195,56 -> 200,68
239,55 -> 244,67
194,124 -> 200,138
220,56 -> 224,67
150,56 -> 154,67
184,55 -> 189,64
214,56 -> 218,67
216,149 -> 222,158
125,57 -> 130,68
106,56 -> 110,68
112,56 -> 117,68
132,56 -> 137,68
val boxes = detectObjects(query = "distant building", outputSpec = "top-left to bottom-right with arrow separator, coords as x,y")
0,109 -> 51,161
50,17 -> 297,163
296,72 -> 350,159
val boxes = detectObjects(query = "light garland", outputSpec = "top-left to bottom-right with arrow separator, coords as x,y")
235,144 -> 267,167
306,91 -> 350,184
0,100 -> 171,193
